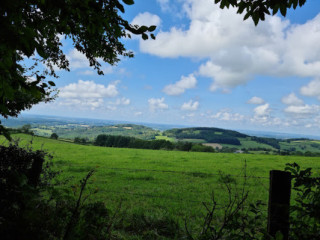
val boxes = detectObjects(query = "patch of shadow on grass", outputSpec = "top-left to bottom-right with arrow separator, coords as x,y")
67,166 -> 94,173
179,157 -> 189,162
127,175 -> 155,181
105,171 -> 119,176
185,172 -> 211,178
54,160 -> 68,165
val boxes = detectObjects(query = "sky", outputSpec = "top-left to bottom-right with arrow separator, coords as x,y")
25,0 -> 320,136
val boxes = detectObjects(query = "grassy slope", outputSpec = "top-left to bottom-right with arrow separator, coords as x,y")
280,140 -> 320,152
32,124 -> 159,141
3,134 -> 320,226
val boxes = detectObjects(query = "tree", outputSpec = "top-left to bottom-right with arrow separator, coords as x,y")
0,0 -> 156,138
21,124 -> 32,133
214,0 -> 307,25
50,133 -> 58,140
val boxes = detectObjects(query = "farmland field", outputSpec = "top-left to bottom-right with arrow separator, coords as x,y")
2,134 -> 320,228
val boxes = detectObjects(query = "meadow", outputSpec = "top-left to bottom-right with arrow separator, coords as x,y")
3,134 -> 320,229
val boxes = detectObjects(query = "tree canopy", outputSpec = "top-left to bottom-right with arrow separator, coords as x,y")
0,0 -> 155,138
214,0 -> 307,25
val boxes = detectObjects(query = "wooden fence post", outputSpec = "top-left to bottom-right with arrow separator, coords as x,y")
267,170 -> 291,240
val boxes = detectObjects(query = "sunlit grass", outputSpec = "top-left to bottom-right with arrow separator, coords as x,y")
2,133 -> 320,226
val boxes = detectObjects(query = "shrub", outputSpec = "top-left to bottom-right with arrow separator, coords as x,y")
285,163 -> 320,240
50,133 -> 58,139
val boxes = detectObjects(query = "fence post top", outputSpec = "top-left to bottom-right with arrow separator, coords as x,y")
270,170 -> 291,176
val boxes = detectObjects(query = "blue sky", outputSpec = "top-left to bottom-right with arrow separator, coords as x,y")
26,0 -> 320,135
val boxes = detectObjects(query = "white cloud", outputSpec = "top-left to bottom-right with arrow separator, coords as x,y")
148,97 -> 168,112
77,70 -> 95,75
58,98 -> 104,110
115,97 -> 131,105
254,103 -> 270,116
66,49 -> 114,75
284,104 -> 320,115
181,100 -> 199,111
134,111 -> 143,116
247,96 -> 265,105
210,110 -> 244,121
157,0 -> 170,12
163,74 -> 197,96
59,80 -> 119,98
131,12 -> 161,28
140,0 -> 320,91
105,97 -> 130,111
282,93 -> 304,106
67,49 -> 89,70
300,79 -> 320,100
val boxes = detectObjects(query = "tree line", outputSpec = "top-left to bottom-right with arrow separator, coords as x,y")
164,128 -> 244,145
93,134 -> 215,152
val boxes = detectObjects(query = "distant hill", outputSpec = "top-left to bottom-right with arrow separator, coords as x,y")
2,114 -> 320,155
34,124 -> 160,140
162,127 -> 320,155
163,127 -> 248,145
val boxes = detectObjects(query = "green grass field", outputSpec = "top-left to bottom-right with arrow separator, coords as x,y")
3,134 -> 320,228
155,135 -> 176,142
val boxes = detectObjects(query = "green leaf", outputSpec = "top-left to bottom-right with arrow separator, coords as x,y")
48,81 -> 56,86
243,12 -> 251,21
272,4 -> 280,15
122,0 -> 134,5
280,3 -> 287,17
252,13 -> 260,26
138,26 -> 148,33
116,2 -> 125,13
148,25 -> 157,32
142,33 -> 148,40
299,0 -> 307,7
275,231 -> 284,240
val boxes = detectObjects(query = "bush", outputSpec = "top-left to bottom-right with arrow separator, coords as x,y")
50,133 -> 58,139
285,163 -> 320,240
0,143 -> 113,240
191,144 -> 214,152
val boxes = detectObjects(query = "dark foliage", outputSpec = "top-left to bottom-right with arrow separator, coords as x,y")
214,0 -> 307,25
186,169 -> 267,240
94,134 -> 216,153
285,163 -> 320,240
164,127 -> 245,145
50,132 -> 58,139
94,134 -> 175,150
0,0 -> 156,138
251,136 -> 281,149
0,143 -> 52,239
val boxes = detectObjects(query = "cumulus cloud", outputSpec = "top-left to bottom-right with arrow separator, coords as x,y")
148,97 -> 168,112
67,49 -> 89,70
157,0 -> 170,12
59,80 -> 119,98
163,74 -> 197,96
58,98 -> 104,110
140,0 -> 320,91
300,79 -> 320,100
131,12 -> 161,28
254,103 -> 270,116
66,49 -> 115,75
77,70 -> 95,76
105,97 -> 131,111
284,104 -> 320,116
115,97 -> 130,106
210,110 -> 245,121
282,93 -> 304,106
247,96 -> 265,105
181,100 -> 199,111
